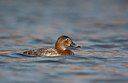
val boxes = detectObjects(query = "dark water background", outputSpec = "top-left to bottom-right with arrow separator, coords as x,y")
0,0 -> 128,83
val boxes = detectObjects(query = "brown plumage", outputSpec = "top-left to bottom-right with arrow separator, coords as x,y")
22,35 -> 80,56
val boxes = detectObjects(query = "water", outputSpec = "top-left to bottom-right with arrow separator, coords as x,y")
0,0 -> 128,83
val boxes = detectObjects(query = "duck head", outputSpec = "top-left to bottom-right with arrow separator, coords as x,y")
55,35 -> 80,51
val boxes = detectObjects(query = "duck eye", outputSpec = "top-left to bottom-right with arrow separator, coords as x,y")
66,38 -> 69,41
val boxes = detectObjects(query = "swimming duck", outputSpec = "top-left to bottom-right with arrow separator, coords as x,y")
22,35 -> 80,56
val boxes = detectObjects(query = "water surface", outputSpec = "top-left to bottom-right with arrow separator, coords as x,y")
0,0 -> 128,83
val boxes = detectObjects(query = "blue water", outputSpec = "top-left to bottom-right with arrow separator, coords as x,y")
0,0 -> 128,83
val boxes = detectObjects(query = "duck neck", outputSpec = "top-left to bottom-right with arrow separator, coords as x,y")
55,43 -> 66,53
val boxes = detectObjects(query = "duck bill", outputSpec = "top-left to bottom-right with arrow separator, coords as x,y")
70,42 -> 80,48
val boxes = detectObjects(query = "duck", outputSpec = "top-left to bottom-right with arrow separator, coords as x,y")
22,35 -> 80,56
